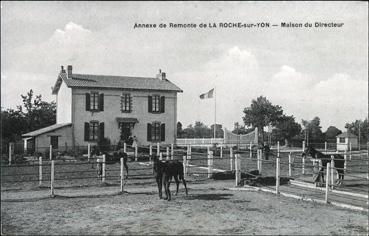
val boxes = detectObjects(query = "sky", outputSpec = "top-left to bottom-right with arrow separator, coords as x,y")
1,1 -> 368,131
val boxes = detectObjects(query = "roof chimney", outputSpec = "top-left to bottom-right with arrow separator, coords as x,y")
161,72 -> 166,80
67,65 -> 72,78
61,66 -> 66,73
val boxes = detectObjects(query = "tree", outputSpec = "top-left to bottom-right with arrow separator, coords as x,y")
182,124 -> 195,138
301,117 -> 324,144
345,118 -> 368,144
324,126 -> 342,141
271,115 -> 301,146
177,122 -> 183,138
194,121 -> 211,138
210,124 -> 224,138
1,89 -> 56,151
243,96 -> 284,142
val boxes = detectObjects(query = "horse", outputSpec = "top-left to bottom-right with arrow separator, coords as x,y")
152,155 -> 188,201
302,145 -> 345,186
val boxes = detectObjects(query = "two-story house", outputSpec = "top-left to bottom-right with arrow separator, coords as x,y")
22,65 -> 182,151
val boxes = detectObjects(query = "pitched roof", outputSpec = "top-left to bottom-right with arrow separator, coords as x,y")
54,71 -> 183,93
336,132 -> 358,138
22,123 -> 72,137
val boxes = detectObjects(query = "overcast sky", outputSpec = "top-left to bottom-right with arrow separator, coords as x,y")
1,1 -> 368,131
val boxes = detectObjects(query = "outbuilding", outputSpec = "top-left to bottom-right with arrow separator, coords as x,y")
336,132 -> 358,151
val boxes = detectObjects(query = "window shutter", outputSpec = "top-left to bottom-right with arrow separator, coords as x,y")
84,122 -> 90,141
99,93 -> 104,111
86,93 -> 90,111
99,122 -> 105,141
129,95 -> 132,112
161,123 -> 165,141
160,96 -> 165,113
148,96 -> 152,113
147,123 -> 152,141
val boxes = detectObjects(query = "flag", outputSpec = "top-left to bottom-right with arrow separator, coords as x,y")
199,88 -> 214,99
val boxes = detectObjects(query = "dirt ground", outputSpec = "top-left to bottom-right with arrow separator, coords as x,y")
1,179 -> 368,235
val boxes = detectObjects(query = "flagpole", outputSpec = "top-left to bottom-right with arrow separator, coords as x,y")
214,86 -> 216,139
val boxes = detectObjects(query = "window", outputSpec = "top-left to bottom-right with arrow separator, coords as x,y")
147,122 -> 165,142
50,136 -> 58,149
151,122 -> 161,141
152,95 -> 160,112
89,122 -> 99,141
339,137 -> 346,143
121,94 -> 131,112
86,92 -> 104,111
90,92 -> 99,110
148,95 -> 165,113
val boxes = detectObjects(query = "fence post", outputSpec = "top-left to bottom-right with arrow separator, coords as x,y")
157,143 -> 160,156
259,149 -> 263,174
208,151 -> 213,178
124,143 -> 127,153
149,144 -> 153,155
288,152 -> 292,177
120,158 -> 124,193
324,141 -> 327,154
49,145 -> 52,160
330,156 -> 335,190
166,147 -> 170,160
183,156 -> 187,178
302,154 -> 305,175
207,146 -> 210,155
102,154 -> 106,183
302,140 -> 306,151
8,143 -> 12,165
235,154 -> 241,186
230,148 -> 233,171
349,142 -> 352,160
159,152 -> 163,161
87,143 -> 91,161
50,160 -> 55,197
171,144 -> 174,159
134,146 -> 138,161
325,163 -> 330,203
220,146 -> 223,158
249,142 -> 252,158
39,156 -> 43,186
275,157 -> 280,195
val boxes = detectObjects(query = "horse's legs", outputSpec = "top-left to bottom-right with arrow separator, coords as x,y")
156,177 -> 162,199
167,178 -> 171,201
174,175 -> 180,195
182,177 -> 188,195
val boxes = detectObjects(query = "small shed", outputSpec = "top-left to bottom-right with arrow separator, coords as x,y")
22,123 -> 73,154
336,132 -> 358,151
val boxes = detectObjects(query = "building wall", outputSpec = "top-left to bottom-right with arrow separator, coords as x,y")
34,125 -> 73,152
336,137 -> 359,151
56,81 -> 72,124
72,88 -> 178,146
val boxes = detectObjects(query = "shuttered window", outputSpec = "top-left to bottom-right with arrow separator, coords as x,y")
152,95 -> 160,112
90,92 -> 99,111
148,122 -> 165,142
121,94 -> 132,112
89,121 -> 99,141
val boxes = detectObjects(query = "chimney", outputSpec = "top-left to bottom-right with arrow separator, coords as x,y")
61,66 -> 66,73
67,65 -> 72,78
161,72 -> 166,80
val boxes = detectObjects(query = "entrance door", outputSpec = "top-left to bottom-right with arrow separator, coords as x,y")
120,123 -> 133,143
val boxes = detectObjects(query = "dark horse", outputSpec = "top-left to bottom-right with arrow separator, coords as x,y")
153,155 -> 188,201
302,145 -> 345,185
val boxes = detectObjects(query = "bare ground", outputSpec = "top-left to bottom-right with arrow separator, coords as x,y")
1,179 -> 368,235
